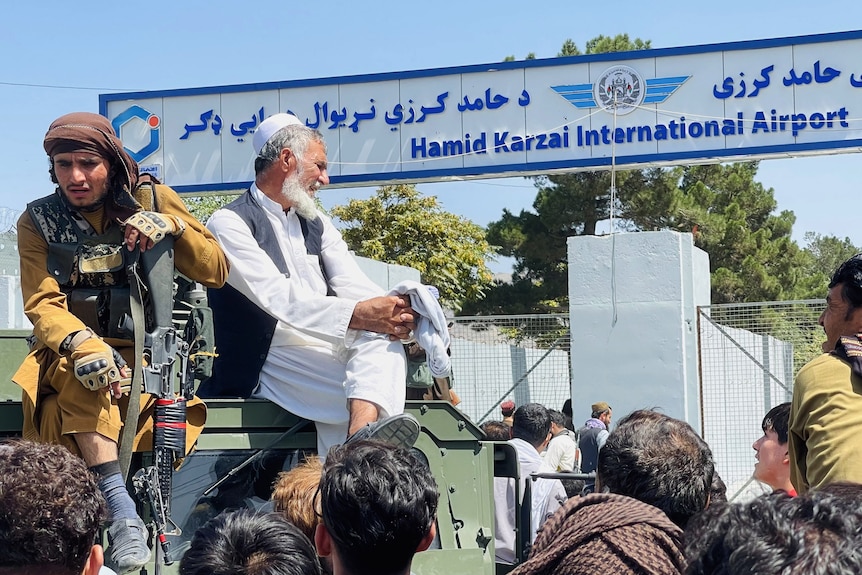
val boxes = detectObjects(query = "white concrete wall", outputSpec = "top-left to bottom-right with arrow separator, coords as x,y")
355,256 -> 420,289
567,231 -> 710,431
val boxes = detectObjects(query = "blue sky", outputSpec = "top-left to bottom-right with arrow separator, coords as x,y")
2,1 -> 862,272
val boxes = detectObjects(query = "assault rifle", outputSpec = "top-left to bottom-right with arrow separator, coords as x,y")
123,238 -> 206,569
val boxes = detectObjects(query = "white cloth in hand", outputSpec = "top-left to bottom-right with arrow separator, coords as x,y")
388,280 -> 451,378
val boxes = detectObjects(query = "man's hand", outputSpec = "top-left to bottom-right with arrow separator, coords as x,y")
122,211 -> 184,252
350,296 -> 416,340
70,337 -> 127,398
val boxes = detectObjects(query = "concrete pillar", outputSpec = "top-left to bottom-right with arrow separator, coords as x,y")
568,231 -> 710,431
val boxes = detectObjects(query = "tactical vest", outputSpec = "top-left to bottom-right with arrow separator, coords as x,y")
26,185 -> 157,340
199,190 -> 328,398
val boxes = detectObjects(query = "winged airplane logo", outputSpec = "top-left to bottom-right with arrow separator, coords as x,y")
552,65 -> 690,116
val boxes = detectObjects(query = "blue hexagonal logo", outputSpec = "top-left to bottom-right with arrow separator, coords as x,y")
111,105 -> 161,162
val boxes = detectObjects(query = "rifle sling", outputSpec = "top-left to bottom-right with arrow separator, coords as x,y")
119,254 -> 146,480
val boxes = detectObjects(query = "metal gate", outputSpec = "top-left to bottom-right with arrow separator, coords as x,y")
697,299 -> 824,500
447,314 -> 572,424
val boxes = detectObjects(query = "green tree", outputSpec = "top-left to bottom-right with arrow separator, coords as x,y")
330,184 -> 496,312
183,193 -> 239,224
802,232 -> 861,283
655,163 -> 823,303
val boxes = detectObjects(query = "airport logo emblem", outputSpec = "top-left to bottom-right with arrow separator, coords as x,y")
552,66 -> 690,116
111,105 -> 161,162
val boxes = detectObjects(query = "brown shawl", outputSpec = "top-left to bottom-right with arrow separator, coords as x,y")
510,492 -> 685,575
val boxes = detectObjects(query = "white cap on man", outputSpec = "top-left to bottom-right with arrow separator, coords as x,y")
252,113 -> 304,155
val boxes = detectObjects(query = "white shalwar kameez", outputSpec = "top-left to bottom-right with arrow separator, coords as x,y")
206,185 -> 406,455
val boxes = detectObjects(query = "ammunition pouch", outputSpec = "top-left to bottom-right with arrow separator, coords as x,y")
66,287 -> 133,340
185,306 -> 215,383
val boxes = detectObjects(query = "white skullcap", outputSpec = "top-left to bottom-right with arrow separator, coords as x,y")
252,113 -> 304,155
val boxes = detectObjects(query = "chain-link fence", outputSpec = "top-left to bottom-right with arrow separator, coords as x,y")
698,299 -> 824,501
447,314 -> 572,425
0,232 -> 18,276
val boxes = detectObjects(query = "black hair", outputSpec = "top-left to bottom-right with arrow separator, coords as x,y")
561,399 -> 574,431
685,490 -> 862,575
829,254 -> 862,318
597,409 -> 714,528
179,509 -> 321,575
512,403 -> 552,448
319,440 -> 438,575
548,409 -> 567,428
708,472 -> 728,506
762,402 -> 791,445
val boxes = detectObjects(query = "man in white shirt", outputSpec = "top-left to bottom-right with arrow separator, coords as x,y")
493,403 -> 567,564
543,409 -> 579,472
202,114 -> 419,455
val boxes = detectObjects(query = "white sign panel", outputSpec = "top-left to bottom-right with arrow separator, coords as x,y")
99,31 -> 862,193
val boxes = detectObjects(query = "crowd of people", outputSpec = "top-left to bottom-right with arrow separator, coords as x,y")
7,396 -> 862,575
6,109 -> 862,575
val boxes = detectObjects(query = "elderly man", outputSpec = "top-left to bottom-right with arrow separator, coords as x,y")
0,440 -> 108,575
202,114 -> 420,455
790,254 -> 862,493
13,112 -> 228,573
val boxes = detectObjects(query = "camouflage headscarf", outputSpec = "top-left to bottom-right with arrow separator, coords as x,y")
43,112 -> 140,215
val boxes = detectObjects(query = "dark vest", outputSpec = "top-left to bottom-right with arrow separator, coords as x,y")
578,425 -> 604,474
198,190 -> 327,398
26,187 -> 156,340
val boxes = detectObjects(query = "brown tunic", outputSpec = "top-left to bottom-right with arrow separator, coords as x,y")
13,184 -> 228,455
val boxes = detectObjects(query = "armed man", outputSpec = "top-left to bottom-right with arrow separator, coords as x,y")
13,112 -> 228,574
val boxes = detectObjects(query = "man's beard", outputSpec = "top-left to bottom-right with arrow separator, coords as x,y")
279,172 -> 318,220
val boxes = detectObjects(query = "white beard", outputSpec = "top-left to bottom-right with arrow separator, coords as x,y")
279,172 -> 318,220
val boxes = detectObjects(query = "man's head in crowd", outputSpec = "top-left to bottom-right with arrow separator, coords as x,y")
512,403 -> 552,450
315,440 -> 439,575
591,401 -> 612,425
597,409 -> 714,528
501,400 -> 516,418
480,420 -> 512,440
753,402 -> 793,492
685,490 -> 862,575
272,455 -> 324,544
821,253 -> 862,352
271,455 -> 333,574
44,112 -> 139,212
179,509 -> 321,575
0,440 -> 107,575
548,409 -> 567,436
